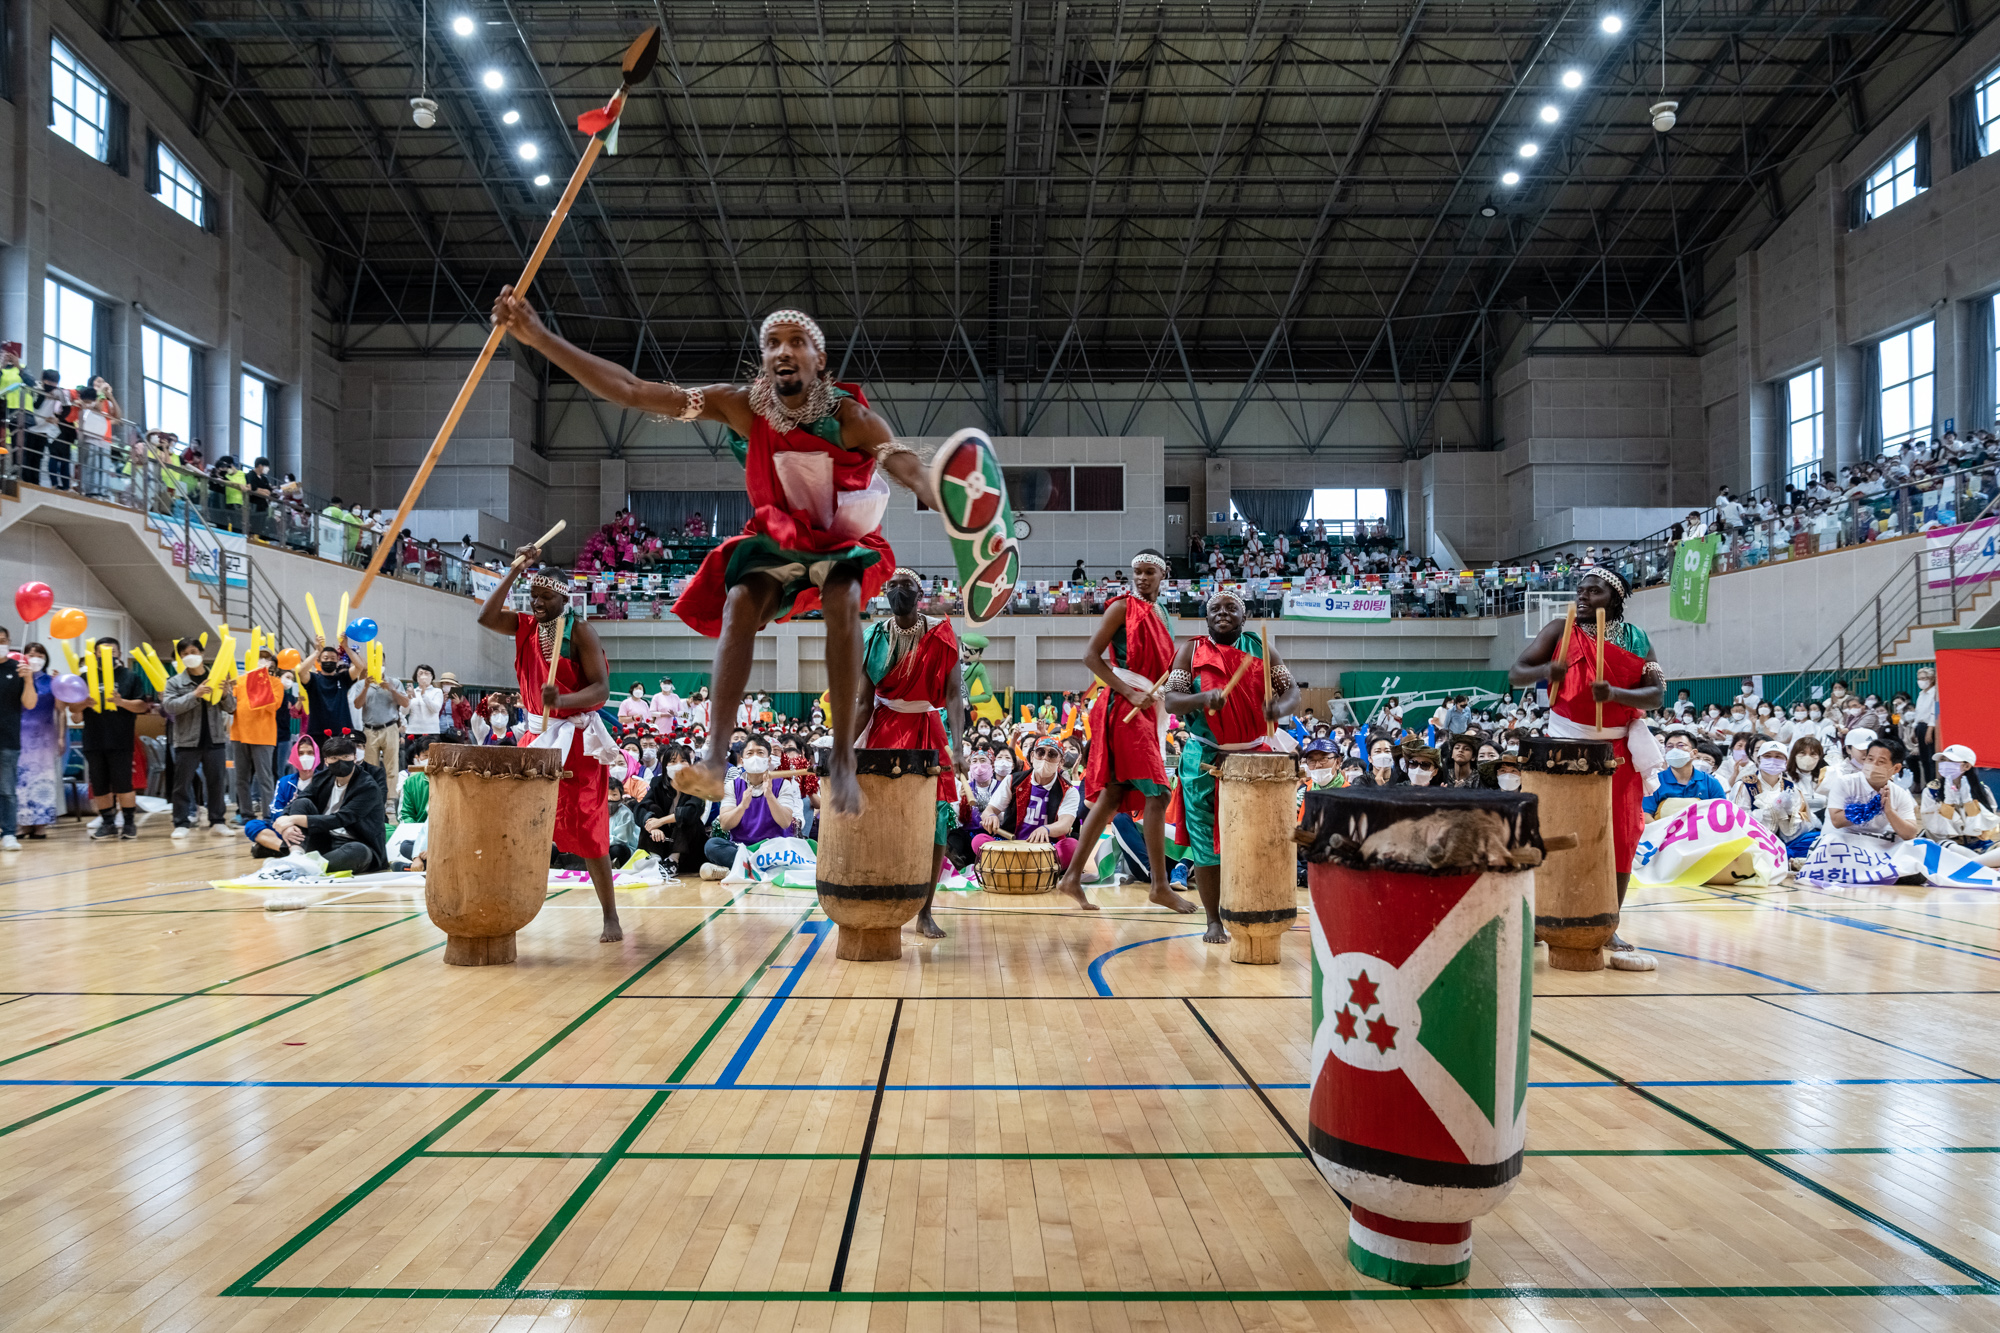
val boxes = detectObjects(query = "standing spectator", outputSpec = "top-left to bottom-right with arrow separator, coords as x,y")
23,369 -> 67,487
230,646 -> 285,823
0,343 -> 27,460
1910,664 -> 1939,784
163,638 -> 236,838
75,637 -> 152,840
247,457 -> 275,538
618,682 -> 653,728
15,641 -> 57,841
0,631 -> 28,850
349,669 -> 409,793
402,664 -> 445,753
302,639 -> 361,742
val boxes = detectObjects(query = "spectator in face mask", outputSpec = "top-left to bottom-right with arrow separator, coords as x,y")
1644,728 -> 1727,815
1494,753 -> 1524,792
1920,744 -> 2000,845
1353,736 -> 1405,788
1402,746 -> 1440,788
1731,740 -> 1814,856
1787,736 -> 1829,820
481,703 -> 519,746
701,736 -> 802,877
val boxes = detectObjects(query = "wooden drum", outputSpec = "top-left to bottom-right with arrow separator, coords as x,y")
978,840 -> 1058,894
816,748 -> 942,961
1519,737 -> 1620,971
1298,786 -> 1543,1287
1218,751 -> 1301,964
424,743 -> 563,966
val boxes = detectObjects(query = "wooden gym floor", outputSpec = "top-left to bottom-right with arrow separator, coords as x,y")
3,826 -> 1999,1331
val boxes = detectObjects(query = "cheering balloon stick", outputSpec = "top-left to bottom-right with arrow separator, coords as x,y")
304,592 -> 326,645
130,644 -> 170,693
81,644 -> 99,711
98,644 -> 116,710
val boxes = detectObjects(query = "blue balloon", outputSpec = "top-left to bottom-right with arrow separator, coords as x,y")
345,617 -> 379,644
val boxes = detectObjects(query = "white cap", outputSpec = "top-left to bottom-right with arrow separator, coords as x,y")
1940,743 -> 1977,764
1844,727 -> 1877,751
1756,741 -> 1789,760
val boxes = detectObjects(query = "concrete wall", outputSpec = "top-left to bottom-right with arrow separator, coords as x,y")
0,0 -> 314,473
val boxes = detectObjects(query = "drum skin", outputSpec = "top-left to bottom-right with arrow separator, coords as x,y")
816,749 -> 942,961
1218,752 -> 1299,964
1298,786 -> 1542,1287
979,840 -> 1058,894
1518,737 -> 1619,971
424,744 -> 563,966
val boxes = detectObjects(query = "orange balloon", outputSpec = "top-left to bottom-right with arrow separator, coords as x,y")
276,648 -> 303,670
49,607 -> 87,639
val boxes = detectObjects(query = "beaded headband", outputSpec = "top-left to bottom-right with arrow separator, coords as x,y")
529,569 -> 568,594
1576,564 -> 1628,598
1131,552 -> 1169,573
758,309 -> 825,357
1206,590 -> 1245,613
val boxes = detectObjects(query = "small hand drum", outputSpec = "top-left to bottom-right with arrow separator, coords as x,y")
979,839 -> 1058,894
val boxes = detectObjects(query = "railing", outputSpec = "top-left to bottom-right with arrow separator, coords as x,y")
1767,486 -> 2000,709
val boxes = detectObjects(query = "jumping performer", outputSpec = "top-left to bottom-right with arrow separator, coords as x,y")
1056,548 -> 1194,913
1163,591 -> 1300,944
476,554 -> 624,943
1508,565 -> 1666,970
488,295 -> 1017,815
856,568 -> 965,939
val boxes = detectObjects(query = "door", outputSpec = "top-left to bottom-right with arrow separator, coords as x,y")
1165,501 -> 1189,554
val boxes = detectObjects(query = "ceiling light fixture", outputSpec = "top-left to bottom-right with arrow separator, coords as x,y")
1480,204 -> 1498,217
1600,14 -> 1623,34
1501,171 -> 1521,185
1561,69 -> 1584,89
533,173 -> 550,186
482,68 -> 504,90
1518,142 -> 1539,158
502,109 -> 520,125
517,142 -> 538,160
1539,104 -> 1560,123
450,14 -> 474,36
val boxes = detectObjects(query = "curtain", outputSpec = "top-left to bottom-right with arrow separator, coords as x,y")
1859,343 -> 1882,460
1846,179 -> 1869,230
1230,488 -> 1312,536
1952,91 -> 1983,172
630,489 -> 753,536
1384,489 -> 1405,543
1914,120 -> 1933,189
1970,297 -> 1996,435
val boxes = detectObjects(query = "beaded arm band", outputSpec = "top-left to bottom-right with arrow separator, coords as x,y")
1270,665 -> 1295,693
1166,670 -> 1196,694
648,385 -> 705,424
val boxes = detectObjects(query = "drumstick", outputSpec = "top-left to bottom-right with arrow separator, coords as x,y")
1594,607 -> 1607,730
1554,602 -> 1576,677
1262,622 -> 1275,737
1208,657 -> 1254,712
512,520 -> 567,570
1118,667 -> 1176,724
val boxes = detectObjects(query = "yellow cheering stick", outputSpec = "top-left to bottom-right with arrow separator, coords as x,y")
131,644 -> 169,693
366,640 -> 384,682
82,645 -> 100,710
59,642 -> 83,675
207,635 -> 237,703
335,591 -> 350,647
304,591 -> 326,645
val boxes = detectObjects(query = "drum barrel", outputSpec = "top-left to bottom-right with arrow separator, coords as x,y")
1518,738 -> 1619,972
1217,752 -> 1300,964
1298,786 -> 1541,1287
816,748 -> 943,961
424,743 -> 563,966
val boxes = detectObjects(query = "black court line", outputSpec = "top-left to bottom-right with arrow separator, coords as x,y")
1533,1031 -> 2000,1291
828,997 -> 902,1294
0,991 -> 319,998
1748,994 -> 1994,1080
1182,998 -> 1317,1164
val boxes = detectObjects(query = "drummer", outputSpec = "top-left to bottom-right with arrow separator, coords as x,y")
476,551 -> 625,944
974,738 -> 1082,875
1162,590 -> 1300,944
1507,565 -> 1666,970
1057,548 -> 1195,914
856,568 -> 965,938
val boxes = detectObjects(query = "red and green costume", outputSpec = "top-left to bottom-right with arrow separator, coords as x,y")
1083,593 -> 1176,813
858,614 -> 959,845
1166,632 -> 1271,867
512,615 -> 614,859
1546,621 -> 1652,873
672,382 -> 894,637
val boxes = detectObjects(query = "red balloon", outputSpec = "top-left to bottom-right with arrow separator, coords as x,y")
14,582 -> 51,623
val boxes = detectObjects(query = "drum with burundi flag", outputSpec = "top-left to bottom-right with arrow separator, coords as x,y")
928,426 -> 1020,625
1298,787 -> 1542,1287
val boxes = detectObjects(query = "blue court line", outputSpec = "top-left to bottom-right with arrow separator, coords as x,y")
6,1075 -> 1994,1094
1087,931 -> 1210,996
714,921 -> 829,1087
0,884 -> 214,920
1643,948 -> 1819,992
1693,885 -> 2000,966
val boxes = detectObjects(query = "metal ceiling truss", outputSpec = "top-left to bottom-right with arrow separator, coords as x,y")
92,0 -> 2000,458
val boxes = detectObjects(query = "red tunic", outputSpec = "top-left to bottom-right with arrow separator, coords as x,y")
672,382 -> 896,637
513,615 -> 609,859
1551,624 -> 1646,875
1083,594 -> 1175,805
861,615 -> 959,803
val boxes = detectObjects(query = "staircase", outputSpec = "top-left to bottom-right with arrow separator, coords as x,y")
142,503 -> 312,647
1770,489 -> 2000,707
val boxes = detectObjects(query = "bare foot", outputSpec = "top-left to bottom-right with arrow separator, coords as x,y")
671,757 -> 725,801
1148,882 -> 1197,913
1202,918 -> 1229,945
824,751 -> 864,817
914,911 -> 947,939
1054,877 -> 1100,911
599,916 -> 624,943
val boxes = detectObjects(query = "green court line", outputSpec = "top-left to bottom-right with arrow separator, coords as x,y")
219,898 -> 781,1298
1532,1032 -> 2000,1290
0,937 -> 447,1138
493,912 -> 814,1292
218,1281 -> 1999,1303
0,911 -> 425,1073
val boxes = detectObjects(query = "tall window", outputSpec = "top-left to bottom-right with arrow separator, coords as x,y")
1785,367 -> 1823,473
239,374 -> 268,459
1865,137 -> 1926,219
142,327 -> 194,441
152,140 -> 204,225
49,39 -> 110,161
1878,322 -> 1935,451
43,278 -> 95,388
1977,65 -> 2000,156
1305,489 -> 1389,525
